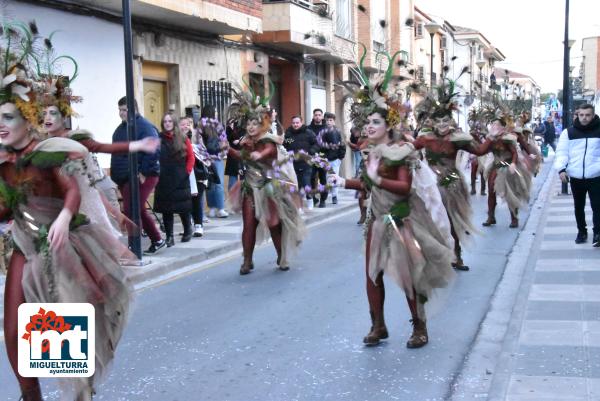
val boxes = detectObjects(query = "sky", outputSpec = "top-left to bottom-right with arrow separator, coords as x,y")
415,0 -> 600,92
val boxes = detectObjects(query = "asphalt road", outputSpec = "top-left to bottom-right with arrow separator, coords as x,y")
0,161 -> 552,401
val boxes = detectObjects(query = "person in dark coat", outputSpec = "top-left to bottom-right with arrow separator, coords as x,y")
283,116 -> 318,209
111,96 -> 165,254
543,115 -> 557,153
319,112 -> 346,205
154,113 -> 194,247
308,108 -> 329,207
225,118 -> 244,191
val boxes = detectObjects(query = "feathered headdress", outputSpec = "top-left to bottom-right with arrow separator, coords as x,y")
340,44 -> 413,130
0,19 -> 81,126
414,66 -> 469,126
226,76 -> 274,132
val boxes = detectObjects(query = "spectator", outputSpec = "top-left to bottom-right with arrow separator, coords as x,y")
348,126 -> 363,177
198,105 -> 229,218
154,114 -> 194,247
110,97 -> 165,254
284,115 -> 318,209
225,118 -> 243,192
180,117 -> 205,237
319,112 -> 346,205
270,108 -> 284,137
554,103 -> 600,247
543,115 -> 557,153
308,108 -> 329,207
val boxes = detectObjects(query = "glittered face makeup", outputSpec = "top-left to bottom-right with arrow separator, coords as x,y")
0,102 -> 31,148
366,112 -> 389,143
43,105 -> 65,135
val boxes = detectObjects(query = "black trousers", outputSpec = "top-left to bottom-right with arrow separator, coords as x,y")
191,184 -> 206,225
570,176 -> 600,235
312,167 -> 328,199
163,211 -> 193,237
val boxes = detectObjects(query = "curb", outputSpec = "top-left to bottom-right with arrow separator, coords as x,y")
447,163 -> 557,400
127,201 -> 357,287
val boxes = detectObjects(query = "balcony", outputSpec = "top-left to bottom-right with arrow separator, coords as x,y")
69,0 -> 262,35
256,0 -> 354,61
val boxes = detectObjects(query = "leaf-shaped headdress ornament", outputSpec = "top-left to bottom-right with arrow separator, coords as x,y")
339,44 -> 414,131
226,76 -> 275,131
0,19 -> 81,126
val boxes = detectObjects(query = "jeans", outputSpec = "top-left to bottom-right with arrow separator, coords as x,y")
206,159 -> 225,209
570,176 -> 600,235
294,166 -> 313,199
544,139 -> 557,153
119,176 -> 162,243
329,159 -> 341,197
352,150 -> 362,177
227,175 -> 238,191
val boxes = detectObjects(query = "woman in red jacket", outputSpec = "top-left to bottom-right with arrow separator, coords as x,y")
154,114 -> 195,246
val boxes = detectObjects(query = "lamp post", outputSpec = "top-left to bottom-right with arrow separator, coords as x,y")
476,59 -> 486,107
561,0 -> 571,129
425,22 -> 441,88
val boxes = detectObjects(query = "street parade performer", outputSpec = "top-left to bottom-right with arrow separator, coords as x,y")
0,21 -> 131,401
226,83 -> 305,274
467,108 -> 490,196
513,111 -> 542,178
42,92 -> 158,233
481,110 -> 530,228
412,75 -> 493,271
332,48 -> 455,348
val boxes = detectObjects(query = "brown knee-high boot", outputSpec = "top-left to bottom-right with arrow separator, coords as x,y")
364,272 -> 388,345
470,160 -> 478,195
509,208 -> 519,228
406,291 -> 428,348
480,174 -> 487,195
483,193 -> 497,226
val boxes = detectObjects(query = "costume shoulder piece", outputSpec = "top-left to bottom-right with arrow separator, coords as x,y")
372,142 -> 415,165
417,129 -> 435,138
68,129 -> 94,142
450,131 -> 474,143
19,137 -> 88,169
257,132 -> 281,145
501,133 -> 517,144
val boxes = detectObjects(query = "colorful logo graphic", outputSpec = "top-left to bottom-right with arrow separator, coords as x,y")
18,303 -> 95,377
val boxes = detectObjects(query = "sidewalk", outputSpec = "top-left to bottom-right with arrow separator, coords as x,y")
451,173 -> 600,400
0,189 -> 358,336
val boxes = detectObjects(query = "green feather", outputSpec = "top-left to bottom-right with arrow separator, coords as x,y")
69,132 -> 92,142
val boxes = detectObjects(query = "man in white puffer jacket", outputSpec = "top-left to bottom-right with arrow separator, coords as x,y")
554,103 -> 600,246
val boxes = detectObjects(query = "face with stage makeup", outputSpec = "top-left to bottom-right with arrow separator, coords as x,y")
366,112 -> 390,144
433,115 -> 453,136
0,102 -> 33,149
246,118 -> 261,137
43,105 -> 67,136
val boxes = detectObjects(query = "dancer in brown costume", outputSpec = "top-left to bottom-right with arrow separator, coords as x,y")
226,87 -> 304,274
412,108 -> 492,271
333,109 -> 454,349
469,121 -> 488,195
1,24 -> 131,401
482,117 -> 526,228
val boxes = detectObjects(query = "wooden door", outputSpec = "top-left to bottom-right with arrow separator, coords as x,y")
143,80 -> 167,128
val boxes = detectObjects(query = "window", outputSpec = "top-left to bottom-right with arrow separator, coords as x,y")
373,40 -> 385,52
312,62 -> 327,88
371,0 -> 386,45
335,0 -> 352,39
198,80 -> 232,124
441,36 -> 447,49
417,66 -> 425,81
415,23 -> 423,37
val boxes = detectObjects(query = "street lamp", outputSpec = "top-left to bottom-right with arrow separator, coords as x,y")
425,22 -> 441,88
476,59 -> 486,106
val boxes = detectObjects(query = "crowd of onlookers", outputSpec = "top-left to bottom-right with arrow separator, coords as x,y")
110,102 -> 359,255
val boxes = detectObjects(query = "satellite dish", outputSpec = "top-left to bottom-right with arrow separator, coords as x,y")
464,95 -> 475,106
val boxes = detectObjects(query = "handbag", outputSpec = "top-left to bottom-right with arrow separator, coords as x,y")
207,162 -> 221,185
194,158 -> 209,181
